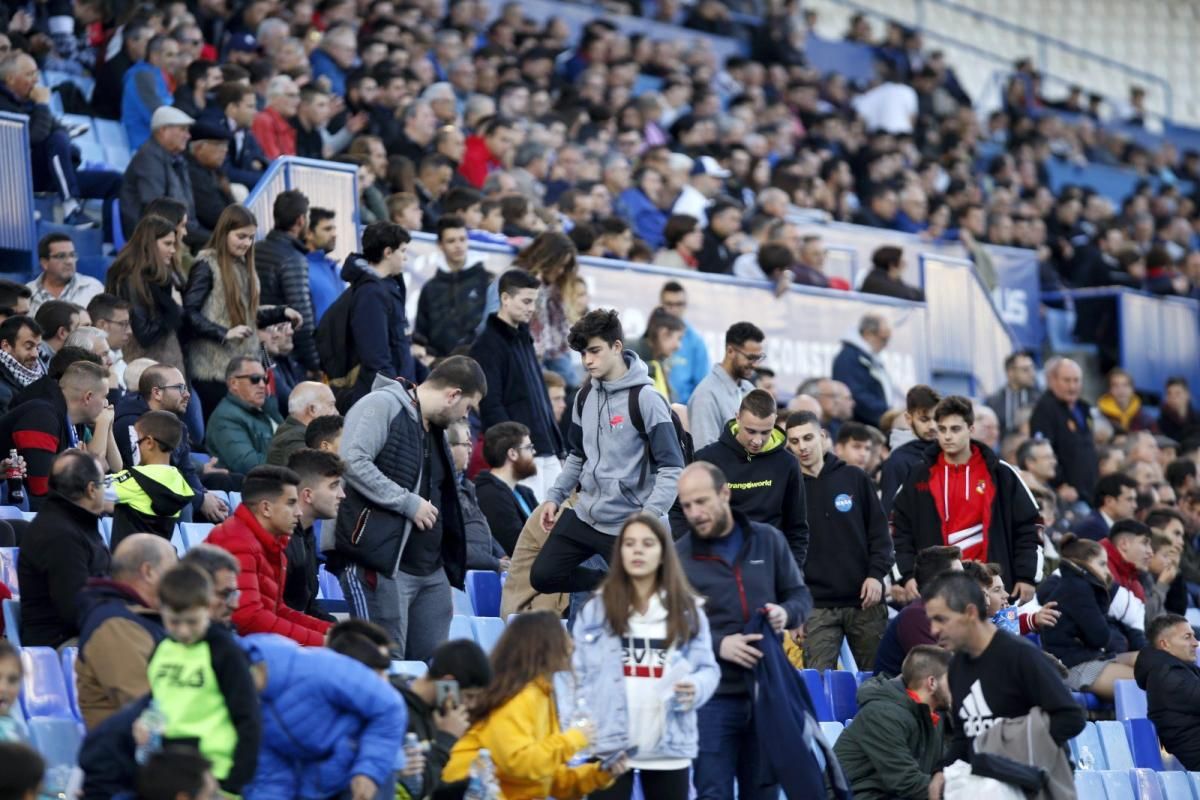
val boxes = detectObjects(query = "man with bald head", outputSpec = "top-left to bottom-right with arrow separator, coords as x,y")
17,450 -> 111,647
1030,357 -> 1098,505
76,533 -> 177,729
813,379 -> 854,438
675,461 -> 811,800
266,381 -> 337,466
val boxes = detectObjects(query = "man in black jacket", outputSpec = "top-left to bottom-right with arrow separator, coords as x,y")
787,410 -> 894,670
473,421 -> 539,556
1029,357 -> 1098,506
697,199 -> 744,274
392,639 -> 492,798
878,384 -> 940,515
469,269 -> 564,500
892,396 -> 1041,604
18,450 -> 112,648
1134,613 -> 1200,769
255,190 -> 321,374
343,222 -> 417,408
682,389 -> 807,569
209,81 -> 268,188
415,216 -> 492,358
284,448 -> 343,623
925,572 -> 1085,765
676,462 -> 811,800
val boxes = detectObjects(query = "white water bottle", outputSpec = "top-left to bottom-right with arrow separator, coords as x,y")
465,748 -> 499,800
400,732 -> 424,798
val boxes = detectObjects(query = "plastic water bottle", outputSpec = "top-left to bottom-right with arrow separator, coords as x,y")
569,695 -> 593,758
464,748 -> 499,800
135,702 -> 166,765
1078,745 -> 1096,771
400,732 -> 424,798
41,764 -> 73,799
6,449 -> 23,505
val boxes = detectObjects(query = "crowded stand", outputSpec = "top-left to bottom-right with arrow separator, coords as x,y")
4,0 -> 1200,797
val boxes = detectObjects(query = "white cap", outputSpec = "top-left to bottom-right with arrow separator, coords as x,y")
150,106 -> 196,131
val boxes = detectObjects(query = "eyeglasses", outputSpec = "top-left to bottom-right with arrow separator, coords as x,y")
732,347 -> 766,364
217,587 -> 241,602
48,252 -> 78,261
235,374 -> 267,385
137,434 -> 171,451
516,443 -> 536,453
449,441 -> 472,449
156,383 -> 189,393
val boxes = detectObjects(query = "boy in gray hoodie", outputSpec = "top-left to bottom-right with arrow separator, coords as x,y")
530,309 -> 685,594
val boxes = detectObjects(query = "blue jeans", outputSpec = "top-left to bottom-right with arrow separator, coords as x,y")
693,694 -> 776,800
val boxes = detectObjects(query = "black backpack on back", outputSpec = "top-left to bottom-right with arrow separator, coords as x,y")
574,383 -> 693,487
316,256 -> 370,380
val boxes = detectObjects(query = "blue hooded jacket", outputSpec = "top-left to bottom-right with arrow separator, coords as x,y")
237,634 -> 407,799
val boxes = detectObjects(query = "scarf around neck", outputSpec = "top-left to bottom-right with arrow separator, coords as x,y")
0,348 -> 45,387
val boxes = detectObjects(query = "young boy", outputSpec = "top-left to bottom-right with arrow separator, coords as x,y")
147,563 -> 261,796
386,192 -> 424,232
479,199 -> 505,236
879,385 -> 941,514
109,411 -> 195,550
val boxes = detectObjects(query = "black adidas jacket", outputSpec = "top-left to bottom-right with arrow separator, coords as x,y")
802,453 -> 894,608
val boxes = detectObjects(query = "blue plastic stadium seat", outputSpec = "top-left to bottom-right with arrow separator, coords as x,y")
169,526 -> 188,555
0,547 -> 18,598
1069,722 -> 1108,770
824,670 -> 858,721
60,648 -> 81,722
854,671 -> 872,685
1073,690 -> 1109,711
466,570 -> 501,617
0,506 -> 25,520
837,638 -> 859,673
389,660 -> 427,677
1158,771 -> 1195,800
93,119 -> 126,148
316,565 -> 347,614
19,647 -> 73,719
76,254 -> 112,282
28,716 -> 83,770
1100,770 -> 1136,800
472,616 -> 506,653
819,721 -> 843,745
2,598 -> 20,646
451,587 -> 472,616
799,669 -> 833,722
75,137 -> 106,167
1115,679 -> 1148,720
181,523 -> 214,546
228,492 -> 241,509
1124,719 -> 1165,770
1097,720 -> 1136,771
111,197 -> 125,249
1131,769 -> 1166,800
449,614 -> 475,642
1073,771 -> 1105,798
98,518 -> 112,547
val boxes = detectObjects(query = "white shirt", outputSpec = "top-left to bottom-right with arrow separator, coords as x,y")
852,82 -> 918,134
672,184 -> 710,227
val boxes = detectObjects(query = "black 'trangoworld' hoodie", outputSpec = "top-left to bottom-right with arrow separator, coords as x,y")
803,452 -> 895,608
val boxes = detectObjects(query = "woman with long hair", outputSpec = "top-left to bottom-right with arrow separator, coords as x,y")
1039,534 -> 1139,701
105,214 -> 186,371
182,204 -> 298,418
572,513 -> 719,800
443,612 -> 626,799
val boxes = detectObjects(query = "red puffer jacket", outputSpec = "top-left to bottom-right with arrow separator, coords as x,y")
207,504 -> 331,646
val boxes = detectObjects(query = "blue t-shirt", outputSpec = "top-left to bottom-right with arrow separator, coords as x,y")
307,251 -> 345,323
710,521 -> 744,565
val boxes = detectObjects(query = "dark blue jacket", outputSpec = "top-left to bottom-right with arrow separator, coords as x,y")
878,437 -> 926,515
747,611 -> 852,799
238,634 -> 407,799
343,256 -> 416,406
1039,562 -> 1129,667
615,187 -> 668,249
677,510 -> 812,695
79,694 -> 152,800
831,339 -> 888,428
114,393 -> 206,513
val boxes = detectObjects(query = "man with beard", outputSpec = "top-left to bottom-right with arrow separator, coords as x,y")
115,362 -> 230,522
305,208 -> 342,323
688,322 -> 765,450
676,462 -> 811,800
473,421 -> 539,555
334,356 -> 485,660
469,269 -> 564,500
0,315 -> 45,414
283,448 -> 344,621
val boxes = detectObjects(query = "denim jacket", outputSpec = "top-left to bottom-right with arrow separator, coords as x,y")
569,594 -> 720,757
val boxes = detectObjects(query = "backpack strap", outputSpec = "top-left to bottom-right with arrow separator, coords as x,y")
627,384 -> 648,440
574,383 -> 592,422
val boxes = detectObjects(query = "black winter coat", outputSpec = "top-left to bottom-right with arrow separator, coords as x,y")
1029,392 -> 1099,504
891,440 -> 1040,589
342,257 -> 416,407
802,453 -> 894,608
415,263 -> 492,357
1135,646 -> 1200,770
473,470 -> 537,556
255,229 -> 320,371
878,437 -> 927,515
469,314 -> 564,459
1039,560 -> 1120,668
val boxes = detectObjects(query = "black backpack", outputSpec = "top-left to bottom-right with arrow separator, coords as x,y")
315,257 -> 368,380
575,383 -> 693,487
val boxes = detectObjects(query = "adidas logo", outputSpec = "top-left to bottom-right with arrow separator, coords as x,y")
959,680 -> 996,738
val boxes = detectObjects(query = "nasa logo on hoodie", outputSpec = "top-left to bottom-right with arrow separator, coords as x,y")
834,493 -> 853,513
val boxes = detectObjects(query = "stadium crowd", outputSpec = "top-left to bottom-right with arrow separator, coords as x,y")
1,0 -> 1200,797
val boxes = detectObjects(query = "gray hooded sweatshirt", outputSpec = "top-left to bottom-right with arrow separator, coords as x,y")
547,351 -> 684,534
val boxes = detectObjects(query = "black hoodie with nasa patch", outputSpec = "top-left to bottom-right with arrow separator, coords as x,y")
802,452 -> 895,608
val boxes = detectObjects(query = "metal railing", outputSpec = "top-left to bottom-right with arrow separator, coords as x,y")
244,157 -> 360,265
0,112 -> 38,272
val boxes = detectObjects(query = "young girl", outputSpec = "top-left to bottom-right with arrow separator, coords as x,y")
0,640 -> 29,743
443,612 -> 624,799
1040,535 -> 1139,701
573,513 -> 720,800
105,214 -> 186,372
